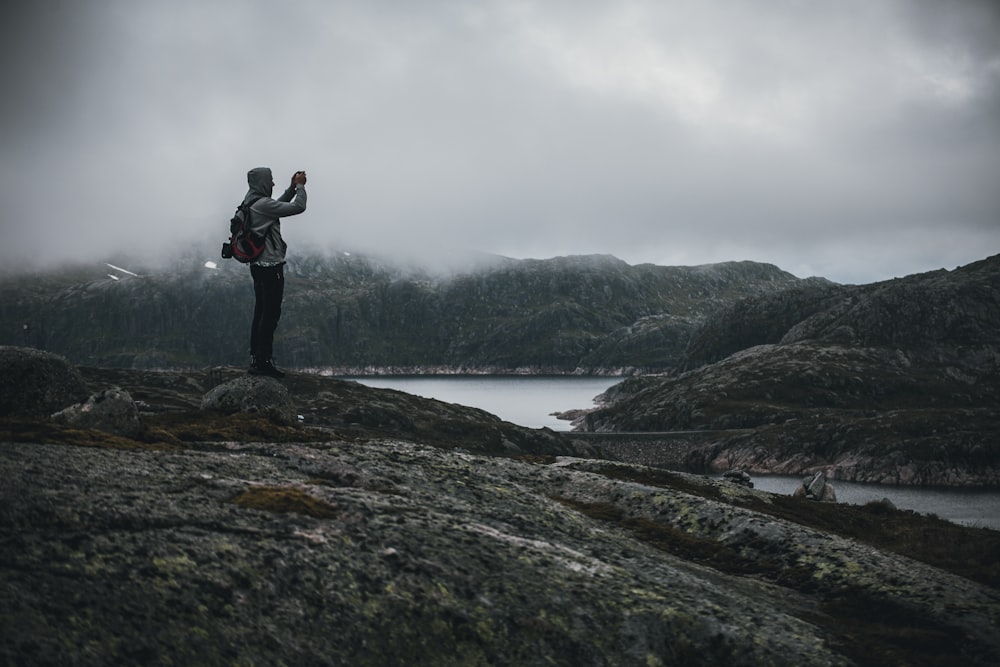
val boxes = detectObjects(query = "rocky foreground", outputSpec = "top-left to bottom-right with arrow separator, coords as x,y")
2,348 -> 1000,666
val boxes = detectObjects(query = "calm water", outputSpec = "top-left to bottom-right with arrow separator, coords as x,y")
344,375 -> 620,431
343,376 -> 999,530
747,475 -> 1000,531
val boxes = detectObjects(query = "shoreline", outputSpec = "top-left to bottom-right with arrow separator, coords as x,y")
303,365 -> 645,377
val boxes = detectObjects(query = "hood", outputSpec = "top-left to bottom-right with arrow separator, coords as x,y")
244,167 -> 273,202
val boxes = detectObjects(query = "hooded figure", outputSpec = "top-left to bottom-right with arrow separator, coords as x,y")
243,166 -> 307,267
244,167 -> 308,378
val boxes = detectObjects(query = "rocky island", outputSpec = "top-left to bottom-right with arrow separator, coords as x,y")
2,346 -> 999,666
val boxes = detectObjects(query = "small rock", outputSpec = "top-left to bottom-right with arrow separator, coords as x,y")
52,386 -> 144,439
722,469 -> 754,488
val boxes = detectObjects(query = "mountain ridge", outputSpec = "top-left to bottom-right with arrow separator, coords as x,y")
0,251 -> 803,371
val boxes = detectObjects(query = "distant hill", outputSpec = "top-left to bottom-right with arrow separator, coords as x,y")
0,252 -> 802,372
580,254 -> 1000,486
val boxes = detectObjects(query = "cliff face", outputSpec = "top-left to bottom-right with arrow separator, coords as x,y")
581,255 -> 1000,486
0,253 -> 801,371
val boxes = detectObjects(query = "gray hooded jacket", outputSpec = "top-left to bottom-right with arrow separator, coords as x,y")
243,167 -> 307,266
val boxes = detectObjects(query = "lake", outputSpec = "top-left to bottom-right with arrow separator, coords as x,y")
345,375 -> 620,431
342,375 -> 1000,530
747,475 -> 1000,531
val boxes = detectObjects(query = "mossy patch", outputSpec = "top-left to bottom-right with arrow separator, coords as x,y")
0,417 -> 180,450
146,411 -> 328,444
230,485 -> 340,519
1,410 -> 333,450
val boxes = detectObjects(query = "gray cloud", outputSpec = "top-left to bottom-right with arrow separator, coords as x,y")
1,0 -> 998,284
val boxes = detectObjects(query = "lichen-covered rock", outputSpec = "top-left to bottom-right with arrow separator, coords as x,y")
0,345 -> 89,417
51,386 -> 143,438
1,440 -> 997,666
200,375 -> 296,425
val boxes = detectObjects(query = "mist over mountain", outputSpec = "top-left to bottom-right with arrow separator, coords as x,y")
0,251 -> 802,372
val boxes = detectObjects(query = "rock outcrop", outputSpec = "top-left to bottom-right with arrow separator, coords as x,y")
793,471 -> 838,502
578,255 -> 1000,486
2,364 -> 998,665
200,375 -> 297,425
51,386 -> 143,439
722,469 -> 753,488
0,346 -> 88,417
2,439 -> 998,666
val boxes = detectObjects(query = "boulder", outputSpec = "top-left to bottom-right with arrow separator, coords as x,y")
793,471 -> 837,502
200,375 -> 296,425
52,386 -> 144,439
722,469 -> 754,488
0,346 -> 89,417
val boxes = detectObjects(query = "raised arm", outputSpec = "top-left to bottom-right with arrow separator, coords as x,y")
253,187 -> 306,218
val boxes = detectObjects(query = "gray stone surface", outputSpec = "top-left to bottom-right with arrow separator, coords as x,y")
200,375 -> 296,425
0,346 -> 89,417
51,386 -> 143,439
793,471 -> 838,502
2,440 -> 997,665
3,361 -> 999,665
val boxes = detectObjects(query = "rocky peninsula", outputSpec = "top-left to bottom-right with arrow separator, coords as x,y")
2,347 -> 999,666
574,255 -> 1000,487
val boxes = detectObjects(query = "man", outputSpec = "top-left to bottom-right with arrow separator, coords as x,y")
243,167 -> 308,378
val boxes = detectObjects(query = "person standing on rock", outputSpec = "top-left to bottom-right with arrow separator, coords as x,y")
243,167 -> 308,378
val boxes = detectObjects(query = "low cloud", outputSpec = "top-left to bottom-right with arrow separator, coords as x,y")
2,0 -> 998,283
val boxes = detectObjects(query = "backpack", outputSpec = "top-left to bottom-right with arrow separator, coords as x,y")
221,195 -> 266,263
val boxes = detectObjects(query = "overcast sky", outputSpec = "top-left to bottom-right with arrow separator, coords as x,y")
2,0 -> 998,284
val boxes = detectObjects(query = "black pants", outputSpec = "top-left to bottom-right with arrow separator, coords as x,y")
250,263 -> 284,362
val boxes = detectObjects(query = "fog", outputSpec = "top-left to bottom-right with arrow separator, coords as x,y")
2,0 -> 998,283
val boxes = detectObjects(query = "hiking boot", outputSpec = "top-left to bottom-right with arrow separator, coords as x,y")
249,358 -> 285,379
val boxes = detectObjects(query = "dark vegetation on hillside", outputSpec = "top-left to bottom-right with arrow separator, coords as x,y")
579,254 -> 1000,486
0,252 -> 800,371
